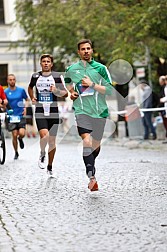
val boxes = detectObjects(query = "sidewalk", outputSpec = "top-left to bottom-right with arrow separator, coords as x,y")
104,137 -> 167,151
57,131 -> 167,151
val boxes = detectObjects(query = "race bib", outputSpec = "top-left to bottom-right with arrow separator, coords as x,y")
77,83 -> 94,96
9,115 -> 21,123
39,92 -> 53,103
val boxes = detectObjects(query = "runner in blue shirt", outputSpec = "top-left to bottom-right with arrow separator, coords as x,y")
5,74 -> 29,159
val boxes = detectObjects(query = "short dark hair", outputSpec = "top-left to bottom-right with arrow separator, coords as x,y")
40,54 -> 53,63
7,74 -> 15,78
77,39 -> 93,50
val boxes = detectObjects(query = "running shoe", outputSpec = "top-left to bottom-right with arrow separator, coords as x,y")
18,137 -> 24,149
14,151 -> 19,160
38,155 -> 46,169
88,177 -> 98,191
47,165 -> 53,176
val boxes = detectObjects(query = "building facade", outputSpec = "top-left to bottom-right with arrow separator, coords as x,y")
0,0 -> 38,89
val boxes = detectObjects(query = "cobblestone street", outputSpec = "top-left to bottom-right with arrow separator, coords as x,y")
0,136 -> 167,252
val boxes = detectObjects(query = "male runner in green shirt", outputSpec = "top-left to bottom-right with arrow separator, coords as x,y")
65,39 -> 112,191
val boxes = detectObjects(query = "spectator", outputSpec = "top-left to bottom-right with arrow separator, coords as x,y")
26,100 -> 36,138
140,80 -> 156,140
160,75 -> 167,142
58,101 -> 70,134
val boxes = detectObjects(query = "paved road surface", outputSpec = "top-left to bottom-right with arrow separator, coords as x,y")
0,136 -> 167,252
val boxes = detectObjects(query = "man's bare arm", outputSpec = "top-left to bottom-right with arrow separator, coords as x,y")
66,85 -> 79,101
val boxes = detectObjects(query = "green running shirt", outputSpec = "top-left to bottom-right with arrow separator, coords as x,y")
65,59 -> 112,118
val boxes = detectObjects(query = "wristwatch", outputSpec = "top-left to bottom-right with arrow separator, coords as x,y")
91,82 -> 96,88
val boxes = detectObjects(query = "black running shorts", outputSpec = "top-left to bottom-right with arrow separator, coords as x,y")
36,117 -> 59,136
8,117 -> 26,131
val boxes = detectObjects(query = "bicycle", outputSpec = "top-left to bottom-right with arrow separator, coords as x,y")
0,109 -> 14,164
0,112 -> 6,164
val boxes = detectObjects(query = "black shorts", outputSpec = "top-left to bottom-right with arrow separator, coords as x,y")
7,117 -> 26,132
36,117 -> 59,136
75,114 -> 106,141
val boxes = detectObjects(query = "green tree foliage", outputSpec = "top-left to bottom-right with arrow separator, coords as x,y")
15,0 -> 167,68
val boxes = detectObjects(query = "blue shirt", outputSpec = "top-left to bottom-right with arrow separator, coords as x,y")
5,86 -> 28,116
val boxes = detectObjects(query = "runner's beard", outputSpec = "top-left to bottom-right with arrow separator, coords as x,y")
83,54 -> 91,61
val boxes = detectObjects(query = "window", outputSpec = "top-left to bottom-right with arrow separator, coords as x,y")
0,0 -> 4,24
0,64 -> 8,89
